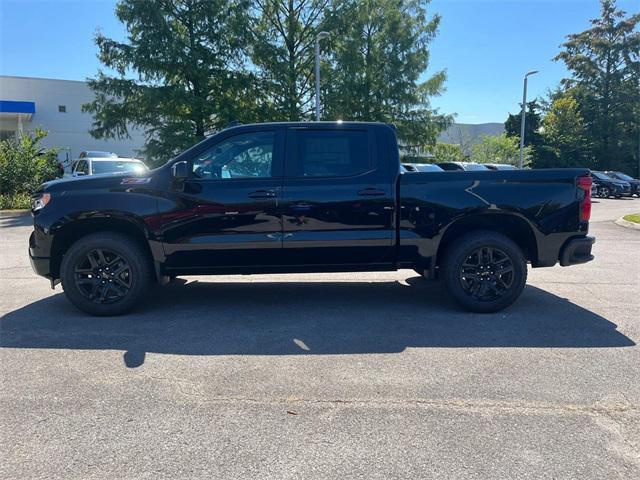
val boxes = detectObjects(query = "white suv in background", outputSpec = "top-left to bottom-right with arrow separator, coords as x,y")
68,157 -> 148,177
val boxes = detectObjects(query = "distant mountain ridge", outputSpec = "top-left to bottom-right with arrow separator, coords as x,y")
438,123 -> 505,154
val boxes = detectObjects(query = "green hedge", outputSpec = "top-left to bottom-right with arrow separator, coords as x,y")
0,128 -> 59,209
0,192 -> 31,210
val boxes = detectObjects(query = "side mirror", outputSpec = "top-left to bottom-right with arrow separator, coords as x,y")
172,161 -> 189,179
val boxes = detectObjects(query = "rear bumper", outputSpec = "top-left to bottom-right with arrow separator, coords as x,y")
559,236 -> 595,266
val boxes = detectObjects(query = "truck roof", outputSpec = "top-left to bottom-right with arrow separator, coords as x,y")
221,121 -> 392,131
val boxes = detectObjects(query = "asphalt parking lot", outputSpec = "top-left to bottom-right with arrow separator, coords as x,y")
1,199 -> 639,479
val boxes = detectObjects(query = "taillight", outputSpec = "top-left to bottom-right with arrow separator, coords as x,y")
577,175 -> 592,222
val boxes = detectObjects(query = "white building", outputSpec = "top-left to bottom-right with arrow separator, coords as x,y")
0,75 -> 146,167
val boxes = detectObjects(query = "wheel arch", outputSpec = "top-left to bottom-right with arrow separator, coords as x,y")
50,215 -> 156,279
435,213 -> 539,268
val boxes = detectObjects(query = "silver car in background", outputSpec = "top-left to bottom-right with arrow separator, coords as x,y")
402,163 -> 444,173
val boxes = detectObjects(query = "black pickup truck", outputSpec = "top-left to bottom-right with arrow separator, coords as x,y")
29,122 -> 595,316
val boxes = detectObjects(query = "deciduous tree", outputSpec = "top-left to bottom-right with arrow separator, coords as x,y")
430,142 -> 464,162
540,95 -> 590,168
471,134 -> 530,166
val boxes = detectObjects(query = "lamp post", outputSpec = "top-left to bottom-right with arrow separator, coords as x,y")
519,70 -> 538,168
315,31 -> 330,121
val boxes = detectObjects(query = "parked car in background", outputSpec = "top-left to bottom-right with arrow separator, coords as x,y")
403,163 -> 444,172
485,164 -> 519,171
437,162 -> 491,171
69,157 -> 148,177
604,171 -> 640,197
78,151 -> 118,159
591,171 -> 632,198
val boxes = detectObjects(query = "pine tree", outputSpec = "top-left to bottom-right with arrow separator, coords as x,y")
251,0 -> 330,120
83,0 -> 254,163
322,0 -> 451,149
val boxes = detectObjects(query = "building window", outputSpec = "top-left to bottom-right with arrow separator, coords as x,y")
0,130 -> 16,141
58,105 -> 66,113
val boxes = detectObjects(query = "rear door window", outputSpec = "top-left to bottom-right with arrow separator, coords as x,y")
289,130 -> 372,177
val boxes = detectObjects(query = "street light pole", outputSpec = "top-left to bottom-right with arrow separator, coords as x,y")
519,70 -> 538,168
315,31 -> 330,121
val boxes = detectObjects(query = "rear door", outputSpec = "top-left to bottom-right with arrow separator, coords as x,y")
280,125 -> 395,266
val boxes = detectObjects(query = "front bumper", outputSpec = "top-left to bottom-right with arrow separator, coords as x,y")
29,231 -> 53,279
559,236 -> 595,266
613,186 -> 632,196
29,250 -> 53,279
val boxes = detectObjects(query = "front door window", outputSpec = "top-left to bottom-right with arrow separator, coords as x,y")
192,132 -> 275,180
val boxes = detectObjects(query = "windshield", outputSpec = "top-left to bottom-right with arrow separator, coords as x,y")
611,172 -> 633,181
92,161 -> 147,175
463,163 -> 491,171
85,151 -> 117,158
415,164 -> 444,172
592,172 -> 611,180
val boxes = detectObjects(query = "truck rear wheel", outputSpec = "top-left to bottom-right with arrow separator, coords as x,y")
60,232 -> 151,316
441,231 -> 527,313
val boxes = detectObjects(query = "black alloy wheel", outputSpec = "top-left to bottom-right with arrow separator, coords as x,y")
441,231 -> 527,313
459,246 -> 514,302
74,248 -> 132,304
60,232 -> 151,316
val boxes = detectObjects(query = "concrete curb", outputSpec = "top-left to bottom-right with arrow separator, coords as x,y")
0,209 -> 29,217
614,217 -> 640,230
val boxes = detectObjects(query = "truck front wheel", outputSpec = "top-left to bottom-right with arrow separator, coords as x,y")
60,232 -> 151,316
441,231 -> 527,313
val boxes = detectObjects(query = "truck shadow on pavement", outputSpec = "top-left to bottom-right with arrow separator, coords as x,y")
1,278 -> 634,368
0,214 -> 32,228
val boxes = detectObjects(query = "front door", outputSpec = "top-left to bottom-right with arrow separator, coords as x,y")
161,128 -> 285,270
280,126 -> 395,266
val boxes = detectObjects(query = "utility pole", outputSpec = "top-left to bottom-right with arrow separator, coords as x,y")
315,31 -> 330,121
519,70 -> 538,168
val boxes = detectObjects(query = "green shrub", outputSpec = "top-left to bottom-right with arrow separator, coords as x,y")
0,192 -> 31,210
0,128 -> 59,203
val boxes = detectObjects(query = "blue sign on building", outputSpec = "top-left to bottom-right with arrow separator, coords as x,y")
0,100 -> 36,114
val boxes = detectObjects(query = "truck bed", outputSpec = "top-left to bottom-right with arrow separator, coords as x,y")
397,168 -> 591,271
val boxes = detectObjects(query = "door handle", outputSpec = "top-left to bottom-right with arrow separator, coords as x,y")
248,190 -> 277,198
357,188 -> 385,196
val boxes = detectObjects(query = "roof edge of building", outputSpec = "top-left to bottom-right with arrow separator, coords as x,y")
0,75 -> 88,84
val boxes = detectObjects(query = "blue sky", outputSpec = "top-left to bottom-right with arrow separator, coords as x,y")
0,0 -> 637,123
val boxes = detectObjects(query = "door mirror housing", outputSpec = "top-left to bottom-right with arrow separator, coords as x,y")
172,161 -> 189,179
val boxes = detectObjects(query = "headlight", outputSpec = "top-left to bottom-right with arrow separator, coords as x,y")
31,193 -> 51,211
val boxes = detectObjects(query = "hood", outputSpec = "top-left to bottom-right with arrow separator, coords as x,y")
36,172 -> 153,194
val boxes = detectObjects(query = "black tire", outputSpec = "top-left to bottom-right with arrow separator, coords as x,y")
441,231 -> 527,313
60,232 -> 151,316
